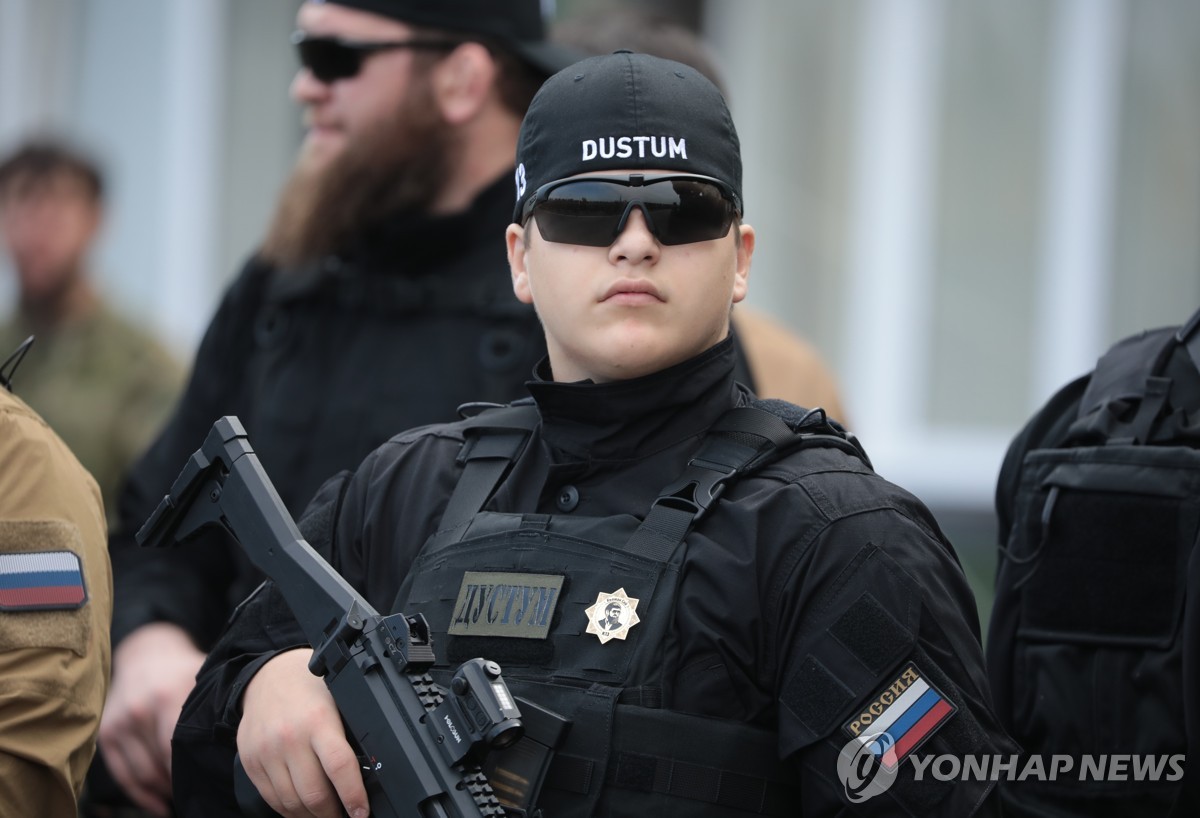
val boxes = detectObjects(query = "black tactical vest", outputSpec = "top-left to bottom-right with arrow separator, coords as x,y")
391,401 -> 869,817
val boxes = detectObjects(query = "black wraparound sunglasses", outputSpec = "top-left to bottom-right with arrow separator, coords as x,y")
521,173 -> 741,247
291,31 -> 462,83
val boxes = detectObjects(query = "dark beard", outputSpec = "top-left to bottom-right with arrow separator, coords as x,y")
259,78 -> 451,270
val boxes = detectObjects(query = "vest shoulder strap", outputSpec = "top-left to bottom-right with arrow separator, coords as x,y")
438,402 -> 540,531
624,402 -> 871,561
436,400 -> 872,560
1070,304 -> 1200,446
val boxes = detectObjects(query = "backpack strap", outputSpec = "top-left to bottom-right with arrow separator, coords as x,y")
624,403 -> 871,561
1170,307 -> 1200,426
1176,305 -> 1200,378
438,402 -> 541,530
1072,306 -> 1200,446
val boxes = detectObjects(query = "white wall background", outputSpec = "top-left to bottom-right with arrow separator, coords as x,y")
710,0 -> 1200,513
2,0 -> 1198,529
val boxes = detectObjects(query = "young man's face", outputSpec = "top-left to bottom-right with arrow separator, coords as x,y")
507,171 -> 754,384
0,171 -> 100,304
290,2 -> 430,170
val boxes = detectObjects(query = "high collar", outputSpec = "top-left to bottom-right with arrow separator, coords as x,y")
526,337 -> 744,463
348,173 -> 513,271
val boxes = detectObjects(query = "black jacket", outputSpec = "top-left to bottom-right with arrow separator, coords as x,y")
173,339 -> 1011,816
110,176 -> 547,649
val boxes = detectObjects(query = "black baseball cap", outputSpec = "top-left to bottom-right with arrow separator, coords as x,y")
513,50 -> 743,222
315,0 -> 579,76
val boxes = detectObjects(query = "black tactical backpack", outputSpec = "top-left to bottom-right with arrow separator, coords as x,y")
987,307 -> 1200,817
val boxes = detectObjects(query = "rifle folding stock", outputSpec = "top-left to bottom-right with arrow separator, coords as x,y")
138,416 -> 521,818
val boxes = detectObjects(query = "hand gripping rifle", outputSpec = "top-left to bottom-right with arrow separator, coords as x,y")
137,417 -> 529,817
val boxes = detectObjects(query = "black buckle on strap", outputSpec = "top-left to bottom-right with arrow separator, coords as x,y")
652,454 -> 742,523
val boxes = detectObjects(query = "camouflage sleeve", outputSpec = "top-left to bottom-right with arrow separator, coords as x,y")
110,330 -> 185,516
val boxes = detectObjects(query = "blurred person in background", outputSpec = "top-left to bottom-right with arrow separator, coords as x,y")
0,360 -> 111,816
96,2 -> 580,815
0,139 -> 184,525
552,7 -> 849,424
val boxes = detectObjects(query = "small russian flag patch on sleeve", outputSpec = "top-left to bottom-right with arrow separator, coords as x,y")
841,663 -> 957,771
0,551 -> 88,611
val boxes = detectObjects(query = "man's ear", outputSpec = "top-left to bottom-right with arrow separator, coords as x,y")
731,223 -> 754,304
431,42 -> 497,125
507,223 -> 534,305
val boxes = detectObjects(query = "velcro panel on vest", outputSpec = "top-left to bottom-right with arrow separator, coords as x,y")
830,592 -> 912,676
447,636 -> 556,668
781,655 -> 855,739
1000,449 -> 1195,787
1015,446 -> 1200,647
779,548 -> 919,744
1023,492 -> 1180,641
603,705 -> 796,816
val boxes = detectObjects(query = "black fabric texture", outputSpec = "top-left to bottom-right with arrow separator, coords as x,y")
1020,491 -> 1182,642
446,635 -> 554,667
751,397 -> 829,431
781,655 -> 854,737
830,592 -> 912,675
612,752 -> 656,792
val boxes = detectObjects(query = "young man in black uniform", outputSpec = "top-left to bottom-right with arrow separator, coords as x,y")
173,52 -> 1011,817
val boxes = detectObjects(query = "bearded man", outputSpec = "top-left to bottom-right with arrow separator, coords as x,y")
95,3 -> 577,815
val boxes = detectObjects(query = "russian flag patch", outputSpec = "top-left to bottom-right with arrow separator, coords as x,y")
0,551 -> 88,611
841,663 -> 956,771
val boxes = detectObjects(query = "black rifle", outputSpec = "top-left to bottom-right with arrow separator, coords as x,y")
138,416 -> 526,817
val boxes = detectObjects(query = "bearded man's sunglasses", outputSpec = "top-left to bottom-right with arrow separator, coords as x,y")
292,31 -> 461,83
521,173 -> 741,247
